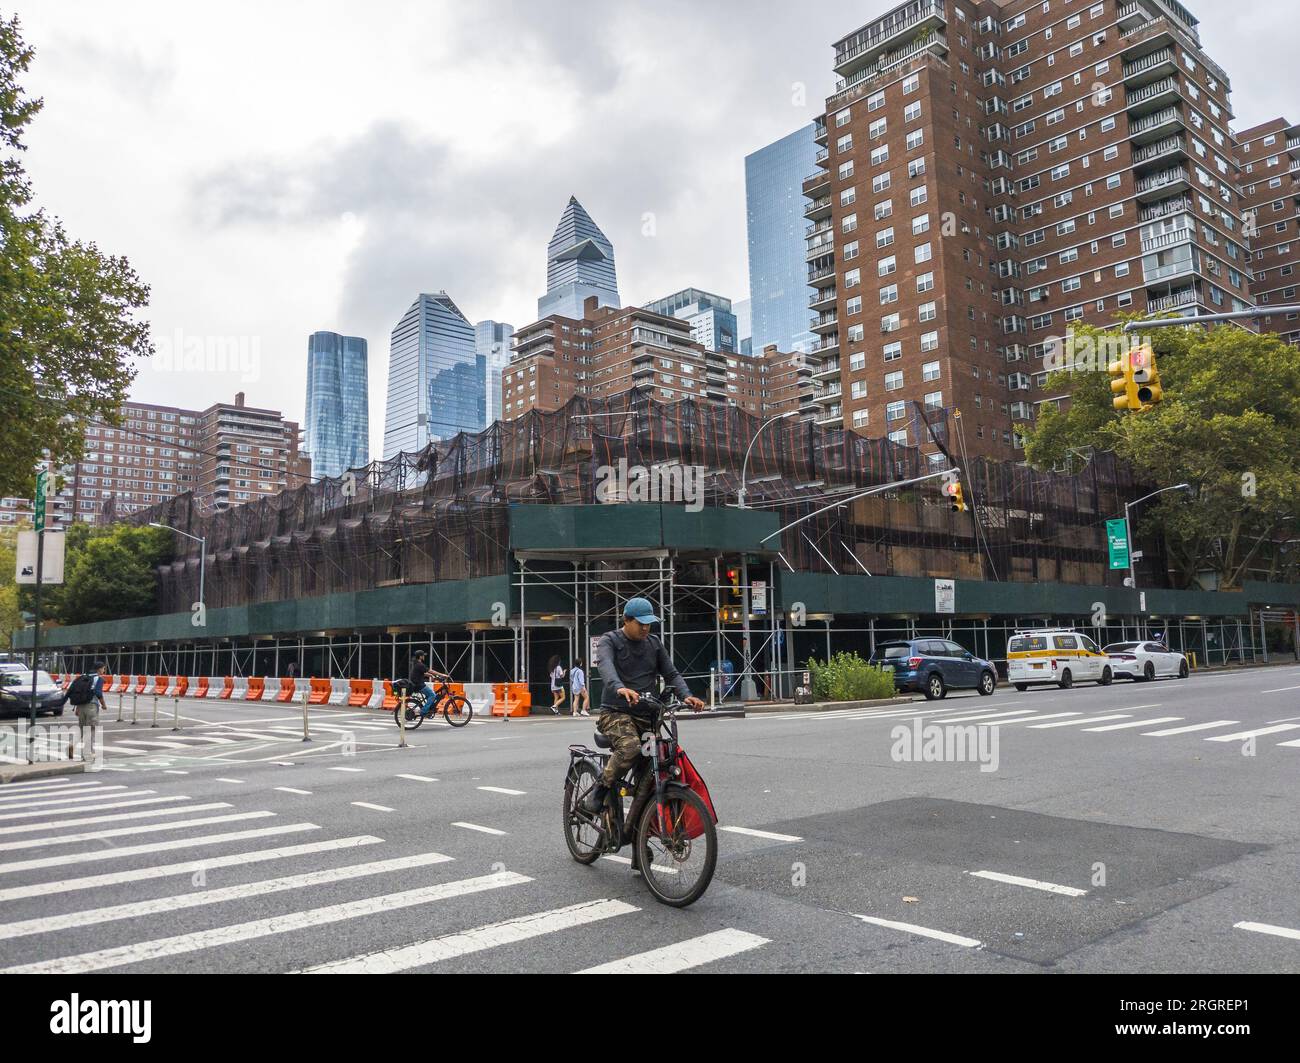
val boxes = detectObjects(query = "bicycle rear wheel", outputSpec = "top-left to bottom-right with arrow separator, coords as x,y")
442,695 -> 473,727
395,700 -> 425,730
562,760 -> 605,864
635,787 -> 717,908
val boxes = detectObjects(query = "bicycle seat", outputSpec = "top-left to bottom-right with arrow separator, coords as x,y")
593,732 -> 611,749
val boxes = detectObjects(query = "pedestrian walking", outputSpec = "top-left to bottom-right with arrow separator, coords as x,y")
548,654 -> 566,715
570,659 -> 590,717
67,661 -> 108,764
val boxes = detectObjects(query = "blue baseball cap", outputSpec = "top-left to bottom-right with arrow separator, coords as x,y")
623,597 -> 660,624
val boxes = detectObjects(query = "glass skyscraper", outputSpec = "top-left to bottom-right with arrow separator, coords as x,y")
644,288 -> 738,353
383,292 -> 480,457
745,125 -> 819,354
538,196 -> 620,319
476,320 -> 514,427
304,332 -> 369,480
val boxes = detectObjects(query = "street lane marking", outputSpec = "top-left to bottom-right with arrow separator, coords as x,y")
1276,739 -> 1300,748
851,914 -> 981,948
718,826 -> 802,843
351,802 -> 394,813
1234,921 -> 1300,942
1261,686 -> 1300,694
0,778 -> 97,796
1084,717 -> 1182,732
1205,724 -> 1300,742
163,770 -> 189,775
926,710 -> 1043,724
396,774 -> 438,783
577,929 -> 769,974
978,711 -> 1083,725
275,787 -> 312,796
601,854 -> 678,874
0,811 -> 276,852
5,871 -> 533,974
1143,720 -> 1240,737
452,822 -> 507,836
329,767 -> 365,773
477,786 -> 527,796
0,850 -> 455,942
0,795 -> 188,823
1029,715 -> 1131,729
1116,704 -> 1163,712
215,778 -> 245,785
968,870 -> 1087,897
0,801 -> 223,836
0,836 -> 382,903
0,786 -> 134,809
0,823 -> 319,875
303,897 -> 633,974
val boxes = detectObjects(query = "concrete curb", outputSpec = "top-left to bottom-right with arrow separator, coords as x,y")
741,696 -> 919,714
0,761 -> 88,785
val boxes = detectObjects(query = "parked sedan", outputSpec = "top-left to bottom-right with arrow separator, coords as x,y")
0,670 -> 68,716
870,639 -> 999,700
1103,642 -> 1190,682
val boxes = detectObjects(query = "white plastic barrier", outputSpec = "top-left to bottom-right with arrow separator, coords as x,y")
462,683 -> 495,718
184,676 -> 201,698
328,679 -> 350,705
248,678 -> 273,701
367,679 -> 387,709
228,675 -> 249,700
163,677 -> 182,697
292,678 -> 312,703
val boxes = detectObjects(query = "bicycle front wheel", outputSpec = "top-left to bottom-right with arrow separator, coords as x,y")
635,786 -> 717,908
442,695 -> 473,727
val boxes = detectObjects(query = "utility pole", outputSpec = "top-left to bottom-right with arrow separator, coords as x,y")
28,464 -> 48,762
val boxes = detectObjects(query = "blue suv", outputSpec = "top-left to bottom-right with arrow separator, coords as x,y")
870,639 -> 998,700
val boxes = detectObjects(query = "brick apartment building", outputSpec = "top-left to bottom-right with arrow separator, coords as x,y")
804,0 -> 1256,462
502,296 -> 816,420
1235,118 -> 1300,345
0,393 -> 309,529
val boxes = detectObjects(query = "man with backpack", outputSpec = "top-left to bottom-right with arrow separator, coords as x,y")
67,662 -> 107,764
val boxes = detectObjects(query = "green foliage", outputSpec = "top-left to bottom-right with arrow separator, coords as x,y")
1022,322 -> 1300,589
0,527 -> 22,648
807,652 -> 897,702
18,524 -> 171,625
0,15 -> 152,501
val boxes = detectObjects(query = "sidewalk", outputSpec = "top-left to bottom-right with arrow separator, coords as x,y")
0,760 -> 88,785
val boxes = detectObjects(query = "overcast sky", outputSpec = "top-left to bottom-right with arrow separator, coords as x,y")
15,0 -> 1299,459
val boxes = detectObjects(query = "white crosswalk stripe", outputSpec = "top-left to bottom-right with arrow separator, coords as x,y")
0,800 -> 213,835
1205,724 -> 1300,742
0,811 -> 276,852
576,929 -> 769,973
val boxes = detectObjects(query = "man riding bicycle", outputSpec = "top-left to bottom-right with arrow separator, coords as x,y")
407,651 -> 450,716
580,597 -> 705,815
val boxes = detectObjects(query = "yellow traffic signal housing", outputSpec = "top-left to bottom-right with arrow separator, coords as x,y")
1130,344 -> 1163,408
1109,354 -> 1140,412
944,480 -> 967,513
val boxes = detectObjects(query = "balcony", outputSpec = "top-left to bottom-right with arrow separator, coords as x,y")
1128,105 -> 1182,144
1141,226 -> 1194,253
808,263 -> 836,285
1123,47 -> 1176,85
815,408 -> 844,428
1126,77 -> 1179,115
813,359 -> 841,380
834,0 -> 946,78
811,312 -> 839,334
1117,2 -> 1148,30
804,195 -> 832,220
1132,135 -> 1187,168
806,220 -> 833,239
806,236 -> 835,261
1147,286 -> 1200,313
1135,167 -> 1190,202
813,119 -> 828,146
829,31 -> 949,108
811,335 -> 840,355
809,288 -> 837,310
802,168 -> 831,197
1140,195 -> 1192,222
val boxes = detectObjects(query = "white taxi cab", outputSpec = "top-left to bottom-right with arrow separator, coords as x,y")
1007,630 -> 1114,691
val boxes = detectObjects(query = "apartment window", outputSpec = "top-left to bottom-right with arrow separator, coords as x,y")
878,255 -> 897,276
845,295 -> 863,316
849,351 -> 866,371
839,161 -> 855,180
845,268 -> 861,288
917,272 -> 935,293
915,242 -> 932,264
881,313 -> 901,333
879,283 -> 898,304
876,227 -> 895,249
874,199 -> 893,220
908,158 -> 927,179
919,300 -> 937,322
922,360 -> 941,382
840,187 -> 857,207
910,185 -> 928,207
848,324 -> 865,342
851,380 -> 867,400
835,107 -> 852,127
920,331 -> 939,352
853,409 -> 869,428
911,214 -> 931,236
872,172 -> 891,193
837,134 -> 853,153
882,342 -> 902,362
903,73 -> 919,94
886,398 -> 906,419
906,130 -> 925,151
904,102 -> 921,123
867,91 -> 885,111
924,391 -> 944,410
871,145 -> 890,167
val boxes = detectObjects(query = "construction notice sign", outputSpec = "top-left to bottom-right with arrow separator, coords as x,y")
935,578 -> 955,615
1107,519 -> 1130,570
15,529 -> 65,585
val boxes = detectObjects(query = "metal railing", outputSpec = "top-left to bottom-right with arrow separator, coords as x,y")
1132,136 -> 1185,165
1140,195 -> 1191,221
1123,47 -> 1174,79
1127,77 -> 1177,107
1137,167 -> 1189,193
1130,106 -> 1180,135
834,0 -> 945,70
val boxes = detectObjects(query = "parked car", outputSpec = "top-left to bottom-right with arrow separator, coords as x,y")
870,639 -> 998,700
1103,641 -> 1190,682
0,670 -> 68,717
1007,630 -> 1113,691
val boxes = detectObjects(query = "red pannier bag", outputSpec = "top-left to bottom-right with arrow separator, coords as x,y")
673,749 -> 718,840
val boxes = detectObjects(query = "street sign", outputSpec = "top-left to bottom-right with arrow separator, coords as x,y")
15,530 -> 64,585
1107,519 -> 1130,570
935,578 -> 955,615
752,580 -> 767,617
34,469 -> 48,534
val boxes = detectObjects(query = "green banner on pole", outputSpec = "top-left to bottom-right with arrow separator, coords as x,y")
34,469 -> 48,534
1107,519 -> 1130,571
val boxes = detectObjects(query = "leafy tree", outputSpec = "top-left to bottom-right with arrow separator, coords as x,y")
0,15 -> 152,501
17,524 -> 171,625
0,526 -> 23,649
1023,322 -> 1300,589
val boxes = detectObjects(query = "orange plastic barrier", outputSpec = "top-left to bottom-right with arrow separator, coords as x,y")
174,677 -> 189,697
276,677 -> 295,702
308,678 -> 331,704
192,677 -> 209,698
491,682 -> 531,718
244,677 -> 265,701
111,675 -> 127,693
347,680 -> 372,707
216,676 -> 234,700
133,676 -> 148,694
152,676 -> 168,695
382,680 -> 399,709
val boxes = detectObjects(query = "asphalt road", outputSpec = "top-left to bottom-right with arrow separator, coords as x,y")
1,664 -> 1297,973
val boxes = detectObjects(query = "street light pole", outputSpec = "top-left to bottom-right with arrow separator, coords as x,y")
150,523 -> 207,614
1123,483 -> 1190,636
737,411 -> 797,509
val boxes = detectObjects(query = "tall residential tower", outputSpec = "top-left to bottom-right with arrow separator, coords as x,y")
303,331 -> 369,480
538,196 -> 620,320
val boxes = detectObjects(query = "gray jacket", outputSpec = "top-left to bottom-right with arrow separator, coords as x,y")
596,629 -> 691,719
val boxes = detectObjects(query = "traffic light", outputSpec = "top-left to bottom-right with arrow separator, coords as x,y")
726,567 -> 741,598
1109,352 -> 1140,412
944,480 -> 967,513
1130,343 -> 1163,408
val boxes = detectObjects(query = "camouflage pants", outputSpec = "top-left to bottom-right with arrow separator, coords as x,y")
597,711 -> 648,787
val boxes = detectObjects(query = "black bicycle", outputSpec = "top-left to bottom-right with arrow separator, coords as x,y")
562,693 -> 720,908
393,675 -> 472,730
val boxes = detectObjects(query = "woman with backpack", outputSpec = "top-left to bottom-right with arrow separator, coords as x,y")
548,654 -> 566,715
